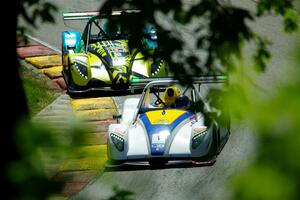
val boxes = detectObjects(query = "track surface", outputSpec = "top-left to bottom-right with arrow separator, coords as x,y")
21,0 -> 298,199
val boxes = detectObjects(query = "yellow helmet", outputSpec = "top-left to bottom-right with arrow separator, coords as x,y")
161,86 -> 181,107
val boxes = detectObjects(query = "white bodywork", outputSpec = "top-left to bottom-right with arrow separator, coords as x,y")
107,80 -> 218,163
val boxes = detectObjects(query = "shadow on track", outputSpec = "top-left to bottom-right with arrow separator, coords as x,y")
68,88 -> 144,98
104,159 -> 216,172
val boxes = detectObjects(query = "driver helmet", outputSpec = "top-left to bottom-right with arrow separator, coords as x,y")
103,19 -> 121,38
175,95 -> 191,109
143,25 -> 158,50
161,86 -> 181,107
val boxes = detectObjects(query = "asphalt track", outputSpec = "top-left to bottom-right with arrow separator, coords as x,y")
21,0 -> 298,199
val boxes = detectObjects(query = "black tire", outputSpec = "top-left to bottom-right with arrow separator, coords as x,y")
65,60 -> 78,98
208,125 -> 220,157
67,60 -> 73,85
107,139 -> 111,161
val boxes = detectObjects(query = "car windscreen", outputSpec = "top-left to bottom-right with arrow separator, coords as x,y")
139,84 -> 195,113
90,15 -> 158,42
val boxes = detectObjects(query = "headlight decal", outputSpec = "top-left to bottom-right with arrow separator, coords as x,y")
74,62 -> 88,79
110,132 -> 124,152
191,130 -> 207,149
151,59 -> 164,76
192,127 -> 207,136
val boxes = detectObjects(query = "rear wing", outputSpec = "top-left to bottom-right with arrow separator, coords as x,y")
130,75 -> 227,87
63,9 -> 140,20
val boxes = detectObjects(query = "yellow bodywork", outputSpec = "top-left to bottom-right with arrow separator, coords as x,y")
146,110 -> 187,125
65,40 -> 168,88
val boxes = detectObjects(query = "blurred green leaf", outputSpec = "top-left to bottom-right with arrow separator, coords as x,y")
283,9 -> 298,33
231,165 -> 297,200
253,36 -> 271,72
105,186 -> 135,200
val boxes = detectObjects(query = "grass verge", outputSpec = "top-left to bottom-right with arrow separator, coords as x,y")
19,63 -> 61,116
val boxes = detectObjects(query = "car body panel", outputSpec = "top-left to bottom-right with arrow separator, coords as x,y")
127,122 -> 150,158
139,110 -> 193,155
107,80 -> 230,167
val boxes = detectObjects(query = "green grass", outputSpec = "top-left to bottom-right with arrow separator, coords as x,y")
20,65 -> 60,116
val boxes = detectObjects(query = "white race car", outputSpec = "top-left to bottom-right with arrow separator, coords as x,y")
106,79 -> 230,167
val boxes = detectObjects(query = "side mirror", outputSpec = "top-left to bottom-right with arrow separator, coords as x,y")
62,31 -> 81,52
113,114 -> 122,123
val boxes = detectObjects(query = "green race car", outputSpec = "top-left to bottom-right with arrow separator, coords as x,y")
62,10 -> 168,95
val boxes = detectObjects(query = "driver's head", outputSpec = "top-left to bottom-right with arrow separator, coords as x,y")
175,95 -> 191,109
103,19 -> 121,38
162,86 -> 181,107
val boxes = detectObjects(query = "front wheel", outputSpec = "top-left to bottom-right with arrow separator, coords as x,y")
65,61 -> 78,97
208,125 -> 220,157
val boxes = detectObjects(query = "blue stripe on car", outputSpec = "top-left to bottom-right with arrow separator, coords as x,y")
139,111 -> 193,155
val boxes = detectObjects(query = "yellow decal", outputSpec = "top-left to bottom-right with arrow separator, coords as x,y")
90,43 -> 107,57
146,110 -> 187,125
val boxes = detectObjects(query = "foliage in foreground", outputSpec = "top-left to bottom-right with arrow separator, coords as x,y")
227,40 -> 300,200
100,0 -> 297,84
19,65 -> 59,116
11,0 -> 300,199
100,0 -> 300,199
9,119 -> 97,200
